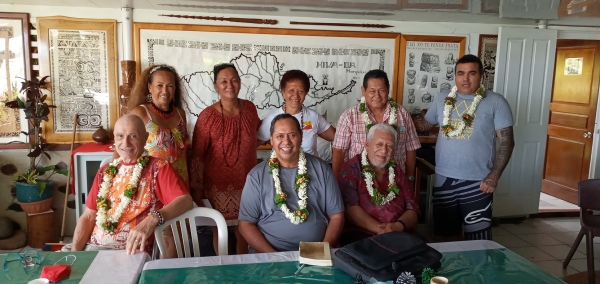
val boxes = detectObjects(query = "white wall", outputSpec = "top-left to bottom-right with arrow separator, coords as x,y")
0,3 -> 599,234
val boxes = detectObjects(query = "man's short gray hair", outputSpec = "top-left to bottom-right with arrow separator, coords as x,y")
366,124 -> 397,145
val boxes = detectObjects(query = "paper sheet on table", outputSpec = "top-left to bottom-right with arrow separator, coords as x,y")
193,199 -> 217,226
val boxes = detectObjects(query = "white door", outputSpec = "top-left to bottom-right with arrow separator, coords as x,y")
492,27 -> 558,217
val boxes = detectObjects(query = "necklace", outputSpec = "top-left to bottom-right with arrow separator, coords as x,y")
359,97 -> 398,131
220,99 -> 242,167
282,105 -> 304,130
150,101 -> 174,119
268,149 -> 309,224
96,151 -> 149,233
441,85 -> 486,137
361,149 -> 399,205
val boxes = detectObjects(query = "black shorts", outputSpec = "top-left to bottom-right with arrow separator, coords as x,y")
432,174 -> 493,237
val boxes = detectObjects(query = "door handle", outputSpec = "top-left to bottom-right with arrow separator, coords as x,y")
584,132 -> 592,138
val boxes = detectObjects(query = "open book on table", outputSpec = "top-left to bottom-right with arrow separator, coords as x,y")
299,241 -> 332,266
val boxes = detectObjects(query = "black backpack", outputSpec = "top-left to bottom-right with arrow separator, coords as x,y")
333,231 -> 442,282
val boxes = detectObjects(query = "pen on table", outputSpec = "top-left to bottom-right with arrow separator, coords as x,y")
294,264 -> 306,275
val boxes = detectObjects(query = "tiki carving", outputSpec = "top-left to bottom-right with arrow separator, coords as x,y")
119,60 -> 136,115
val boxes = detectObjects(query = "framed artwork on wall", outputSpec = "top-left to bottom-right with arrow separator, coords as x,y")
133,22 -> 401,135
398,34 -> 466,114
37,16 -> 118,143
0,12 -> 31,146
478,34 -> 498,91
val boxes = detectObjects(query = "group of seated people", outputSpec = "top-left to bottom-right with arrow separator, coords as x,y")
68,112 -> 418,255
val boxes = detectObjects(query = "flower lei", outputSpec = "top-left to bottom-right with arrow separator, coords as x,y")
96,151 -> 149,233
268,150 -> 309,224
441,85 -> 486,137
361,149 -> 400,205
359,97 -> 398,131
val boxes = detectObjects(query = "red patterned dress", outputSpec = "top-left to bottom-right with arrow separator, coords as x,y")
189,100 -> 260,224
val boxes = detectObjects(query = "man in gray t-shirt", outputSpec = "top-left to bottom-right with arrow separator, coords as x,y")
239,113 -> 345,252
425,55 -> 514,241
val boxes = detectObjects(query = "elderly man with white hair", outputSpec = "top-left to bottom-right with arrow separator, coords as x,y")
66,114 -> 193,255
337,123 -> 419,244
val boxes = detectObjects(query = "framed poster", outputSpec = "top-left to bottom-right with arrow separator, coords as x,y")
564,57 -> 583,75
478,34 -> 498,91
134,23 -> 401,134
0,12 -> 31,146
37,17 -> 118,143
399,35 -> 466,114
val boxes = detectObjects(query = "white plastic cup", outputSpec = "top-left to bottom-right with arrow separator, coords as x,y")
28,279 -> 50,284
431,276 -> 449,284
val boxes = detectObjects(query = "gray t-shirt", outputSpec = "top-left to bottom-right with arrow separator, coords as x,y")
238,154 -> 344,252
425,90 -> 514,180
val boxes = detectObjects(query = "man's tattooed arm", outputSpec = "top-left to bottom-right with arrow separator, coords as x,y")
481,126 -> 515,192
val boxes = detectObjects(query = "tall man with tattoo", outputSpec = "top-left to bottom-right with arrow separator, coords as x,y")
425,54 -> 514,241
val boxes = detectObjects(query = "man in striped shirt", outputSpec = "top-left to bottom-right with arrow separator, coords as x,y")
332,70 -> 421,184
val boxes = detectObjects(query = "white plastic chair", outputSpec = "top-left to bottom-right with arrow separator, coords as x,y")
99,156 -> 113,168
153,207 -> 229,258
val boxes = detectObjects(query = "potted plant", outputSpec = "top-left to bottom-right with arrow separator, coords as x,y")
1,76 -> 67,213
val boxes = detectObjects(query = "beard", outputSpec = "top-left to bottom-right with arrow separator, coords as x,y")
371,160 -> 388,169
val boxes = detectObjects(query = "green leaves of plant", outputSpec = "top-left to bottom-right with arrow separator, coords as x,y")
37,181 -> 46,196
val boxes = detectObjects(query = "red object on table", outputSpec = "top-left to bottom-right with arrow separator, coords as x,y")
69,142 -> 113,194
40,264 -> 72,282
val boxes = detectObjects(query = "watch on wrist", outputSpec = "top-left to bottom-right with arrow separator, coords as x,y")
407,176 -> 415,181
396,219 -> 406,231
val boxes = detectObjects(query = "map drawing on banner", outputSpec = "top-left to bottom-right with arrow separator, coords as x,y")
402,41 -> 460,114
0,24 -> 27,142
139,29 -> 395,134
49,29 -> 110,133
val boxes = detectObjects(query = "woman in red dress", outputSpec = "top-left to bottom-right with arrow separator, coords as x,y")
189,63 -> 260,254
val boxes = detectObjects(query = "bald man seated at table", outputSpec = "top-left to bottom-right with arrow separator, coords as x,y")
238,113 -> 345,252
65,115 -> 193,255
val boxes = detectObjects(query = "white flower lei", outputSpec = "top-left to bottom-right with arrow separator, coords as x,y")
268,149 -> 309,224
359,97 -> 398,131
361,149 -> 399,205
95,151 -> 149,233
441,85 -> 486,137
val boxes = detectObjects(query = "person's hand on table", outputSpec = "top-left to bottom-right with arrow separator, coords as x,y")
126,213 -> 159,255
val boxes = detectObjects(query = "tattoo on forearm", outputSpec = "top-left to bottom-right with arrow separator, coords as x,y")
488,127 -> 515,182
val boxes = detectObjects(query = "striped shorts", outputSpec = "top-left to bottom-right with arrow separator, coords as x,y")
432,174 -> 493,240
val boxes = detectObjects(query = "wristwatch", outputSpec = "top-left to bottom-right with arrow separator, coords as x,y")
396,219 -> 406,231
407,176 -> 415,181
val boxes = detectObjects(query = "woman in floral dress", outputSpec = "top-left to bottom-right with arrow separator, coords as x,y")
128,64 -> 190,258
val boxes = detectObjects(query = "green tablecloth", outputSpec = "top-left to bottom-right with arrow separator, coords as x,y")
1,251 -> 98,284
138,261 -> 354,284
438,249 -> 565,284
138,248 -> 565,284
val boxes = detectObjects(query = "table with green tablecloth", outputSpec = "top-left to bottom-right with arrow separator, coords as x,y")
137,240 -> 566,284
1,249 -> 149,284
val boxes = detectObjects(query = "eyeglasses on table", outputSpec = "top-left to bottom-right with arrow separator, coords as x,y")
3,249 -> 41,273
